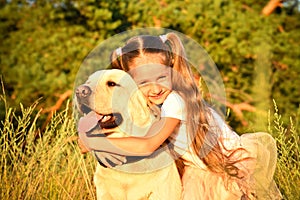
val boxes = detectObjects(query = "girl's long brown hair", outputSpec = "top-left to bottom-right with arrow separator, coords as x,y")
110,33 -> 249,179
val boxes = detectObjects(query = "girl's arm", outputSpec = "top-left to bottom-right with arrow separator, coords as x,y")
79,117 -> 180,156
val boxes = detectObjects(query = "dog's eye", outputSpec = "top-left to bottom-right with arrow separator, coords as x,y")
107,81 -> 118,87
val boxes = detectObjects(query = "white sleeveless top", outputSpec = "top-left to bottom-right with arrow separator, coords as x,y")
161,91 -> 240,169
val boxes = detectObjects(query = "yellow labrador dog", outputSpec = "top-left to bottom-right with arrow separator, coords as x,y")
75,69 -> 182,200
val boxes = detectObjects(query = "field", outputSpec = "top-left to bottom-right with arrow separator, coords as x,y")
0,99 -> 299,199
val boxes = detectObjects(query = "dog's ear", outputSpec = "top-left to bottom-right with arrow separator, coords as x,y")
128,88 -> 153,129
111,70 -> 153,136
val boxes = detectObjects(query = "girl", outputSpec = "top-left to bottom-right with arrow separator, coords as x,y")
78,33 -> 281,199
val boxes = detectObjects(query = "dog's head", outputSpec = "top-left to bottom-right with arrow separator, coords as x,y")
75,69 -> 153,136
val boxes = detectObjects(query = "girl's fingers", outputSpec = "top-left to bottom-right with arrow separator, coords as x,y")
103,153 -> 125,166
99,156 -> 113,168
110,154 -> 127,164
95,152 -> 127,167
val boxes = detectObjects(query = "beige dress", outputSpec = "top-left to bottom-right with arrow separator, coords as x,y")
162,92 -> 282,199
181,132 -> 282,200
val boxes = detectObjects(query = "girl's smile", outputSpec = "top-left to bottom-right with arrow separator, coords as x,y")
148,88 -> 171,105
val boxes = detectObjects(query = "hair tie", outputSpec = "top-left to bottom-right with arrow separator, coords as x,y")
115,47 -> 122,57
159,34 -> 168,43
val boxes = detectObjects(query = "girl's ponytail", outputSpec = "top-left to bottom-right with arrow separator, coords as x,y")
165,33 -> 195,85
110,48 -> 126,70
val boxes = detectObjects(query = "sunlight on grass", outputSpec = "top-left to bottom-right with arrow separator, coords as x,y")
0,98 -> 97,200
0,96 -> 299,199
268,100 -> 300,200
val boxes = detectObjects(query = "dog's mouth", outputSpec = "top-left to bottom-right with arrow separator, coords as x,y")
80,104 -> 123,129
97,113 -> 123,129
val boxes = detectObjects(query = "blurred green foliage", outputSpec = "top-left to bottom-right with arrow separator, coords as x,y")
0,0 -> 299,132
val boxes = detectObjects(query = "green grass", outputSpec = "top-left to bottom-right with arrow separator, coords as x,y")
0,98 -> 299,199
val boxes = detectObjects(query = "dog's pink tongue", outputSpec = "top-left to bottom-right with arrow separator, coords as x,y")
78,111 -> 102,133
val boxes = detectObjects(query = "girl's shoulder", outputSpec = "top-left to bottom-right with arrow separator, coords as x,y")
164,91 -> 184,105
161,91 -> 186,119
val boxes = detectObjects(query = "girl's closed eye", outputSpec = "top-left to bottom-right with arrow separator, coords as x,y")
138,80 -> 149,86
157,75 -> 167,82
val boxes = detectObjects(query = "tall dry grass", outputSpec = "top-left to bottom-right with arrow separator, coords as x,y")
268,100 -> 300,200
0,96 -> 299,199
0,98 -> 96,200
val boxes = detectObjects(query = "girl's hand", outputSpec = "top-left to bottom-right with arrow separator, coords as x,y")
94,151 -> 127,168
78,137 -> 90,154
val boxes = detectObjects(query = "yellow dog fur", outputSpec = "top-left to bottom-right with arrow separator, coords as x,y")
76,69 -> 182,200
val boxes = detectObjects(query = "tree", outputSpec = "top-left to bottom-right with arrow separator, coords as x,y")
0,0 -> 299,132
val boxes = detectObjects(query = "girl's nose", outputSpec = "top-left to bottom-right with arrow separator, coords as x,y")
150,84 -> 162,94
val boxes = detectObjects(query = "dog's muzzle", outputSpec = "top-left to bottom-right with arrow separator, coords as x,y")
75,85 -> 123,130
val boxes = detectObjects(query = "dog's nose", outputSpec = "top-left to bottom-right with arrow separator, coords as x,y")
76,85 -> 91,98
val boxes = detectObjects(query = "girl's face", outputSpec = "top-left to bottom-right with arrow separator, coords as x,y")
128,54 -> 172,105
